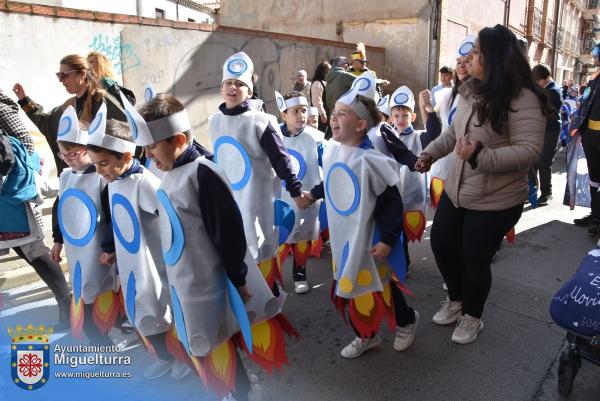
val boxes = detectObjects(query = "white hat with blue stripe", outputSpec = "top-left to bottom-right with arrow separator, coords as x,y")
222,52 -> 254,91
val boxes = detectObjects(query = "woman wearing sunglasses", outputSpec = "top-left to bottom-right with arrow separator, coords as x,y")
12,54 -> 127,175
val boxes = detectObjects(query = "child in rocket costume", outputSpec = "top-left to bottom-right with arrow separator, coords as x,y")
306,85 -> 419,359
274,90 -> 325,294
208,51 -> 310,288
388,85 -> 441,243
429,34 -> 476,209
85,112 -> 189,381
51,106 -> 118,343
124,91 -> 296,399
352,72 -> 425,254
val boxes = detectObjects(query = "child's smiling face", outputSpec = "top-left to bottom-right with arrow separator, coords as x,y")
221,79 -> 251,109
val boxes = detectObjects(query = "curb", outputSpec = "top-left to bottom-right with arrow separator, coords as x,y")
0,261 -> 69,291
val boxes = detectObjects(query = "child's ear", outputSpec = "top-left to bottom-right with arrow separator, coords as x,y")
123,152 -> 133,163
280,111 -> 287,121
411,112 -> 417,123
175,133 -> 187,147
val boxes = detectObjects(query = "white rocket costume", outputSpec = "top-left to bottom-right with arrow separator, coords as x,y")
56,106 -> 116,304
275,91 -> 324,244
429,34 -> 476,206
86,105 -> 171,337
387,86 -> 427,241
121,94 -> 294,394
209,52 -> 301,269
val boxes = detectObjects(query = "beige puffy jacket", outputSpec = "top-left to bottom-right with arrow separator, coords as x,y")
423,80 -> 546,211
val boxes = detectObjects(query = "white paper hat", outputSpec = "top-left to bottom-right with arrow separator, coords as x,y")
120,90 -> 191,147
377,94 -> 391,117
275,91 -> 308,112
350,71 -> 377,100
120,91 -> 154,147
336,83 -> 375,129
308,106 -> 319,117
275,91 -> 286,113
86,103 -> 137,154
456,34 -> 477,58
57,105 -> 87,145
143,82 -> 157,103
222,52 -> 254,91
390,85 -> 415,112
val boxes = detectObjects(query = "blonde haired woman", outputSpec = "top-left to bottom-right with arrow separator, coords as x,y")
13,54 -> 127,175
87,51 -> 136,107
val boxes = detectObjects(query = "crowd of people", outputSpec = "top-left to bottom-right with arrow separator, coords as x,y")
1,24 -> 599,401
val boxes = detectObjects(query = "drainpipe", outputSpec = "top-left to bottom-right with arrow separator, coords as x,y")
504,0 -> 511,27
176,0 -> 180,21
136,0 -> 142,17
551,0 -> 562,77
427,0 -> 442,89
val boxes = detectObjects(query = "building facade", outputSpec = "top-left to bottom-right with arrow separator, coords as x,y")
17,0 -> 218,23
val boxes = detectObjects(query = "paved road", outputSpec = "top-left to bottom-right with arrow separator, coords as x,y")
2,148 -> 599,401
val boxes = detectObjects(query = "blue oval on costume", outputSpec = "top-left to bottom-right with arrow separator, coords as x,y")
325,162 -> 361,216
227,59 -> 248,76
282,148 -> 307,188
157,189 -> 184,266
337,241 -> 350,280
448,107 -> 457,126
73,261 -> 82,304
57,116 -> 72,137
144,157 -> 152,169
126,110 -> 139,140
394,93 -> 409,105
352,77 -> 372,92
170,286 -> 191,355
58,188 -> 97,247
88,112 -> 104,135
126,271 -> 136,326
111,193 -> 141,254
459,42 -> 474,56
213,136 -> 252,191
377,97 -> 387,107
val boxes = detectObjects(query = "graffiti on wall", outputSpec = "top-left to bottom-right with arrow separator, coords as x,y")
88,34 -> 142,75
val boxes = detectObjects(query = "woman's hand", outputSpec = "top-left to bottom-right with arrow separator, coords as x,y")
454,136 -> 477,160
370,242 -> 392,261
320,114 -> 327,124
12,83 -> 26,100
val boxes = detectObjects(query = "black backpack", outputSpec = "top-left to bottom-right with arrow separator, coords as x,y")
0,129 -> 15,177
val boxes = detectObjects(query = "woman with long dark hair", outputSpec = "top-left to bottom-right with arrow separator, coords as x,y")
310,61 -> 331,132
417,24 -> 548,344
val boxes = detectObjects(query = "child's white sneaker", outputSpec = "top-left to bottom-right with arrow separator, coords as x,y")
340,335 -> 381,359
170,360 -> 192,380
393,310 -> 419,352
451,314 -> 484,344
294,281 -> 310,294
143,359 -> 173,380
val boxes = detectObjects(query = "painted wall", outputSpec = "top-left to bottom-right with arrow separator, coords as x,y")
219,0 -> 432,101
0,10 -> 382,149
119,24 -> 384,147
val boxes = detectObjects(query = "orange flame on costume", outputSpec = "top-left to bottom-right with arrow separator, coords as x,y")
92,290 -> 119,335
258,257 -> 283,288
430,177 -> 444,209
203,339 -> 237,399
404,210 -> 426,242
70,296 -> 84,340
348,291 -> 385,339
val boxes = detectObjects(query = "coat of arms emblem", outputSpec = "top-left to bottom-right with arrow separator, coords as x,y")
8,323 -> 52,390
